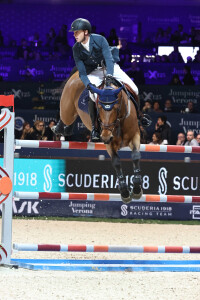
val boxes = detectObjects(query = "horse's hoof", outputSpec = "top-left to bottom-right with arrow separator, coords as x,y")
131,187 -> 143,200
121,190 -> 132,204
121,194 -> 132,204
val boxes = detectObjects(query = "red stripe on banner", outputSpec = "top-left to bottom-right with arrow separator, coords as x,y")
39,141 -> 62,148
94,245 -> 109,252
39,192 -> 61,200
192,147 -> 200,153
38,244 -> 61,251
192,197 -> 200,203
68,142 -> 88,149
167,146 -> 185,153
144,246 -> 158,253
190,247 -> 200,253
167,196 -> 185,203
0,95 -> 14,111
68,245 -> 87,252
165,246 -> 183,253
167,195 -> 185,203
94,143 -> 107,150
68,193 -> 87,200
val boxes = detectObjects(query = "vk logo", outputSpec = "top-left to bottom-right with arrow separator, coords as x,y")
158,167 -> 168,195
44,164 -> 52,192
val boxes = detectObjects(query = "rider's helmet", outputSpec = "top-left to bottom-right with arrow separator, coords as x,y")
69,18 -> 92,33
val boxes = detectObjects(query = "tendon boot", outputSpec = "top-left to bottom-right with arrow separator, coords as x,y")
51,119 -> 75,136
88,98 -> 100,142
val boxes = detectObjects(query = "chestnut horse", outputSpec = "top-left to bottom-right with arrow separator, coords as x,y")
60,71 -> 143,203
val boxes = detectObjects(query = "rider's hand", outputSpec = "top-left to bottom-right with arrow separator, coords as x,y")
105,74 -> 114,86
87,83 -> 96,94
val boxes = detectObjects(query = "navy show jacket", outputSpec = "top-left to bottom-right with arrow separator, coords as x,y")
72,33 -> 119,87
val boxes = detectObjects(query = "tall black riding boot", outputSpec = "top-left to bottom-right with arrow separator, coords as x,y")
51,119 -> 75,136
88,98 -> 100,142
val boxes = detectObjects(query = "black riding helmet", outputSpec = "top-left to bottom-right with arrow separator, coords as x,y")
69,18 -> 92,33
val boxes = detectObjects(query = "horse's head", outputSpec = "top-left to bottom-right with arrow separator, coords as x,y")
89,84 -> 124,144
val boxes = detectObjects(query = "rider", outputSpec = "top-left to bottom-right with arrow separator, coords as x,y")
69,18 -> 139,142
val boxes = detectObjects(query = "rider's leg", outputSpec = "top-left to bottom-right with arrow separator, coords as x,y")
88,94 -> 100,142
87,69 -> 104,142
112,64 -> 138,95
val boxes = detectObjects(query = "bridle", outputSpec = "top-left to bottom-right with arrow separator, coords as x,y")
97,89 -> 128,134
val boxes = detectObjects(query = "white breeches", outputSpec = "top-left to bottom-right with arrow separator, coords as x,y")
88,63 -> 138,102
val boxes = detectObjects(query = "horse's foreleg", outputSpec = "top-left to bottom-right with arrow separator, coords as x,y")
111,151 -> 132,204
129,133 -> 143,200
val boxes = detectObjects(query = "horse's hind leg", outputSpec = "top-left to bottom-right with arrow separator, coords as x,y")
129,133 -> 143,200
111,151 -> 132,204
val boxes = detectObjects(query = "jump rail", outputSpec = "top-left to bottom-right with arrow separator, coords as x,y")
15,140 -> 200,154
13,243 -> 200,253
14,191 -> 200,203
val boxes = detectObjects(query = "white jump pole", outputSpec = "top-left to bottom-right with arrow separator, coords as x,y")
0,96 -> 15,266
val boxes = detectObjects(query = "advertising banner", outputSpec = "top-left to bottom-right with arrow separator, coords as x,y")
4,200 -> 200,221
65,159 -> 200,196
0,158 -> 66,192
0,158 -> 200,220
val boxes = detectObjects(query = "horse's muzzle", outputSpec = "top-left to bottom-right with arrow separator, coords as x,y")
101,133 -> 113,144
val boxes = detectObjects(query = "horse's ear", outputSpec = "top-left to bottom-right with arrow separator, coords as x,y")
113,86 -> 124,96
89,84 -> 104,95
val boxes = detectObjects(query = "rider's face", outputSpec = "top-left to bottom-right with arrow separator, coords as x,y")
74,30 -> 85,42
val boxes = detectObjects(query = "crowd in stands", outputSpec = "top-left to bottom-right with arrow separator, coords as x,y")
0,23 -> 200,64
0,22 -> 200,144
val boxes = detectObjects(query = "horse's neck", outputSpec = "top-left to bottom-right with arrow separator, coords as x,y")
119,92 -> 128,118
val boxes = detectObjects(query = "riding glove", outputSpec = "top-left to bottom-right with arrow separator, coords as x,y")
105,74 -> 114,86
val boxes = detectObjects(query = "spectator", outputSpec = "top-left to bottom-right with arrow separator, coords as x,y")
16,39 -> 31,60
118,39 -> 132,69
152,101 -> 163,113
142,100 -> 152,113
107,28 -> 119,46
193,50 -> 200,63
20,122 -> 31,140
0,30 -> 4,46
154,27 -> 164,44
45,27 -> 57,48
176,132 -> 186,145
182,65 -> 195,86
55,28 -> 70,58
169,74 -> 182,86
140,124 -> 149,144
126,61 -> 145,85
168,45 -> 184,63
45,120 -> 56,140
155,115 -> 172,145
184,101 -> 197,113
25,120 -> 47,140
185,130 -> 199,146
164,99 -> 175,113
149,132 -> 163,145
196,134 -> 200,146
